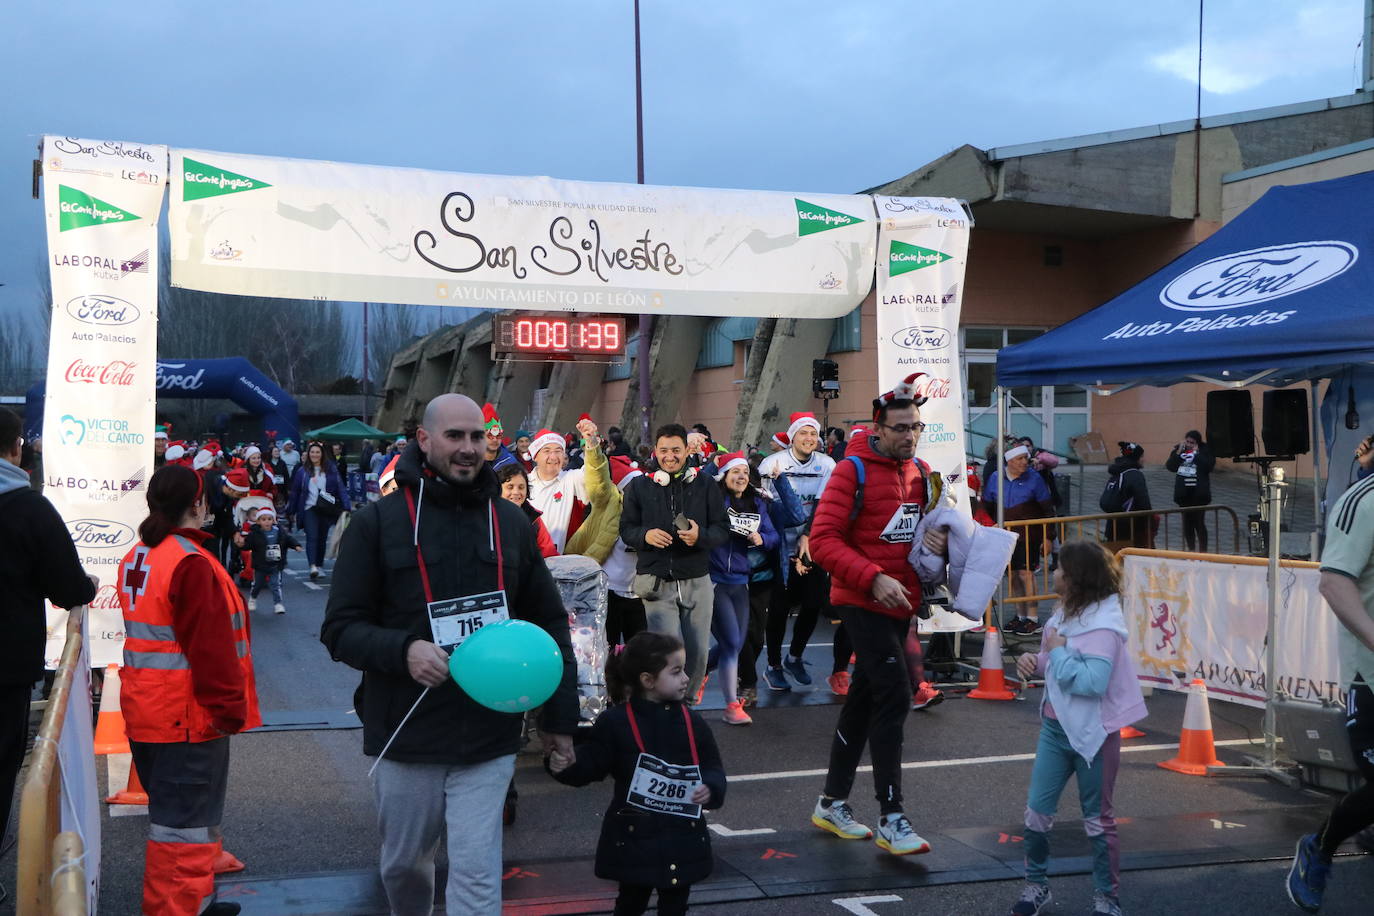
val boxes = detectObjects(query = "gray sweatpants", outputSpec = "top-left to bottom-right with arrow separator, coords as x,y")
635,572 -> 715,699
370,753 -> 516,916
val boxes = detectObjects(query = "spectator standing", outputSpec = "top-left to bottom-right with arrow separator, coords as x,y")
278,439 -> 301,477
321,394 -> 577,916
984,445 -> 1056,634
1100,442 -> 1152,549
287,441 -> 350,579
605,426 -> 633,458
1165,430 -> 1214,552
497,464 -> 559,558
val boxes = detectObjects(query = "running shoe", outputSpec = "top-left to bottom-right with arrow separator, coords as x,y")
764,666 -> 791,692
1009,881 -> 1052,916
827,671 -> 851,696
1022,618 -> 1043,635
875,813 -> 930,856
1286,832 -> 1330,913
691,674 -> 709,706
911,682 -> 945,710
811,797 -> 872,839
740,686 -> 758,708
273,603 -> 286,615
246,596 -> 257,612
722,701 -> 752,726
310,565 -> 320,580
783,655 -> 813,686
1090,889 -> 1122,915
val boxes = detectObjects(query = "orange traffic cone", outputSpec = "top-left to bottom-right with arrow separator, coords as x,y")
1158,679 -> 1224,775
969,627 -> 1016,700
1121,726 -> 1146,739
106,754 -> 149,805
213,841 -> 246,874
93,664 -> 130,755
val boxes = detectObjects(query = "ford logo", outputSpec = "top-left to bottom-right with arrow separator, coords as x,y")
1160,241 -> 1357,312
65,518 -> 136,549
65,294 -> 140,326
890,326 -> 950,351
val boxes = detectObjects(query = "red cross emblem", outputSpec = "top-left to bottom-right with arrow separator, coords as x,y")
121,547 -> 152,609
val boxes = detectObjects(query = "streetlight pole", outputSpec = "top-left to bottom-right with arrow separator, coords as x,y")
634,0 -> 653,447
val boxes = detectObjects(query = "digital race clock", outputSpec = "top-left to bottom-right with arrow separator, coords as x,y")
492,315 -> 627,360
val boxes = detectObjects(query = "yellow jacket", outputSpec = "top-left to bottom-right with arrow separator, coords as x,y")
565,442 -> 620,563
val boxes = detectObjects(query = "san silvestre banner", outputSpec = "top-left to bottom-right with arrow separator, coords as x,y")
41,136 -> 166,668
167,148 -> 878,318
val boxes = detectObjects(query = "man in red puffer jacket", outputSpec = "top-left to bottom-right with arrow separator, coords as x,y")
807,373 -> 950,858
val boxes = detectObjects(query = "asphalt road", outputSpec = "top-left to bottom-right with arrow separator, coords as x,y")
26,558 -> 1374,915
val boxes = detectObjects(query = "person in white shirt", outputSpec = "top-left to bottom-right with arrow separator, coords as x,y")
526,418 -> 598,554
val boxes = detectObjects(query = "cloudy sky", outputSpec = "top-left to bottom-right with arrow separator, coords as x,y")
0,0 -> 1366,347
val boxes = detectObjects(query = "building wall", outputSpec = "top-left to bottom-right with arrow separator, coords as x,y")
1223,147 -> 1374,222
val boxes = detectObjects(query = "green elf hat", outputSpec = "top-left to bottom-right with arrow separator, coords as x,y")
481,403 -> 503,435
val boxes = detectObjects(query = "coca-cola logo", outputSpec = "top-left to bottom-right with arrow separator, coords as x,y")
65,294 -> 140,327
913,376 -> 953,400
65,518 -> 136,549
156,362 -> 206,391
65,359 -> 136,386
90,584 -> 122,610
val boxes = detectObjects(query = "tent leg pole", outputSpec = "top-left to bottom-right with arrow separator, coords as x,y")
1311,379 -> 1323,558
993,387 -> 1007,635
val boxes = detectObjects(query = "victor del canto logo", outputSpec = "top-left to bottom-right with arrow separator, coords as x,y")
1160,241 -> 1358,312
58,185 -> 140,232
65,518 -> 137,550
889,240 -> 952,277
795,199 -> 864,237
182,157 -> 272,201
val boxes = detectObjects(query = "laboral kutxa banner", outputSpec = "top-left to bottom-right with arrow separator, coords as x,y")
1122,554 -> 1339,707
41,136 -> 167,668
168,148 -> 877,319
874,196 -> 973,633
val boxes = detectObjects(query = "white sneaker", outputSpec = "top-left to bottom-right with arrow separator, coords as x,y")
875,813 -> 930,856
246,596 -> 257,611
811,797 -> 872,839
310,565 -> 320,579
273,603 -> 286,615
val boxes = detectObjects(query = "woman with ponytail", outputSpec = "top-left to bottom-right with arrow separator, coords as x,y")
116,464 -> 262,916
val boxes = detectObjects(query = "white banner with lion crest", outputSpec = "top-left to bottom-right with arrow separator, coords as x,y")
1122,554 -> 1340,707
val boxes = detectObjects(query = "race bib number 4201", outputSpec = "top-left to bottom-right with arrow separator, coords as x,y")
879,503 -> 922,543
627,752 -> 702,819
427,590 -> 509,650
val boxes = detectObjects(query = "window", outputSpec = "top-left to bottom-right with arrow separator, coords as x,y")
605,332 -> 638,381
697,317 -> 757,369
828,305 -> 862,353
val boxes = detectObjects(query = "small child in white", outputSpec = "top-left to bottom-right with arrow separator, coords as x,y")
235,507 -> 301,614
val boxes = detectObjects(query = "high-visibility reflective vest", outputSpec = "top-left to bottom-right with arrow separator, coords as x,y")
117,532 -> 261,742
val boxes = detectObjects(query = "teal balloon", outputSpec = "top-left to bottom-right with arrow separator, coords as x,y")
449,620 -> 563,714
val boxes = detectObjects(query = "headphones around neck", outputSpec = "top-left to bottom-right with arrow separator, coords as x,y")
651,467 -> 698,487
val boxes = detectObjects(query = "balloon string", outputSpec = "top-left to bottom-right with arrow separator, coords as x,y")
368,686 -> 430,779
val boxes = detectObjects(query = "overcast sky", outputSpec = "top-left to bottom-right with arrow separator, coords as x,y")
1,0 -> 1367,344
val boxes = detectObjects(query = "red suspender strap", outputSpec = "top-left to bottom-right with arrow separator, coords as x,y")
624,702 -> 699,766
405,487 -> 505,600
489,501 -> 504,591
403,488 -> 434,604
626,702 -> 646,752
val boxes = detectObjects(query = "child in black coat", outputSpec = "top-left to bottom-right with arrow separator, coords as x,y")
549,632 -> 727,916
234,507 -> 301,614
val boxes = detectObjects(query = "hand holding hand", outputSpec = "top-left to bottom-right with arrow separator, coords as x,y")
678,519 -> 700,547
645,528 -> 675,549
870,573 -> 912,611
1016,652 -> 1038,680
689,784 -> 711,805
544,733 -> 575,772
406,640 -> 451,688
922,527 -> 949,556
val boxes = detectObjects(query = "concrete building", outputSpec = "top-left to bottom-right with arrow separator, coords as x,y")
376,91 -> 1374,477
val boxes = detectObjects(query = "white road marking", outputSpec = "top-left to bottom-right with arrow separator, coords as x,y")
709,823 -> 777,837
729,738 -> 1265,783
304,582 -> 323,591
833,895 -> 903,914
109,804 -> 148,818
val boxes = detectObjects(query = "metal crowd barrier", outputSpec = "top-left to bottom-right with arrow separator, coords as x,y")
17,610 -> 88,916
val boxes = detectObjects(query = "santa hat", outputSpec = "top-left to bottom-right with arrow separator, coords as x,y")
202,439 -> 222,456
787,411 -> 821,441
242,445 -> 261,460
1004,445 -> 1030,462
234,494 -> 274,527
529,429 -> 564,458
481,403 -> 502,434
849,425 -> 869,440
966,463 -> 983,493
223,468 -> 250,494
872,372 -> 930,420
154,425 -> 170,440
608,456 -> 642,491
192,449 -> 216,472
771,431 -> 789,450
254,506 -> 277,519
717,451 -> 750,475
379,455 -> 400,490
164,440 -> 187,462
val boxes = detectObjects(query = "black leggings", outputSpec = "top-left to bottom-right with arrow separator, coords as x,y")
1319,680 -> 1374,856
738,580 -> 773,689
607,592 -> 648,649
1181,508 -> 1208,552
823,607 -> 913,815
614,882 -> 691,916
766,569 -> 829,667
832,621 -> 853,675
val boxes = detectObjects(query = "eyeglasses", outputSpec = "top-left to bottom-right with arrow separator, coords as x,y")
878,422 -> 926,435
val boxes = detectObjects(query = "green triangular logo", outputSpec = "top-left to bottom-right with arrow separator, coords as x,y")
182,156 -> 272,201
58,185 -> 140,231
796,198 -> 863,236
889,240 -> 952,277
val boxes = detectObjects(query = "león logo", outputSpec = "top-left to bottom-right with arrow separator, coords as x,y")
182,157 -> 272,201
795,199 -> 863,237
1160,241 -> 1357,312
58,185 -> 140,232
889,240 -> 952,277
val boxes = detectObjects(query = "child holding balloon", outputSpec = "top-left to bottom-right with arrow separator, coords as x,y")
548,632 -> 727,915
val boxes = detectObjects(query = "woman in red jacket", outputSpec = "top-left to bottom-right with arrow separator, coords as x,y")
498,463 -> 559,558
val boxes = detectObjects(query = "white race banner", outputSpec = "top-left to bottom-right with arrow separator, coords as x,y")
875,197 -> 973,633
168,148 -> 877,318
41,136 -> 167,668
1122,554 -> 1341,707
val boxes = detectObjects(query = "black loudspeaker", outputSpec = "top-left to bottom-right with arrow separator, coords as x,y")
1207,390 -> 1254,458
1262,389 -> 1310,455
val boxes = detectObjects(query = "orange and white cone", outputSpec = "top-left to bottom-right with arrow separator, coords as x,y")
106,755 -> 149,805
1158,679 -> 1224,775
968,627 -> 1016,701
93,664 -> 130,755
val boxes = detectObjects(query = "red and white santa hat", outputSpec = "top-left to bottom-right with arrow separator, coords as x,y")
771,431 -> 790,450
192,448 -> 217,472
608,455 -> 642,491
164,440 -> 187,462
222,468 -> 250,494
872,372 -> 930,420
379,455 -> 400,490
481,403 -> 502,435
529,429 -> 565,458
255,506 -> 277,519
717,451 -> 750,475
242,445 -> 261,460
787,411 -> 821,440
849,425 -> 870,440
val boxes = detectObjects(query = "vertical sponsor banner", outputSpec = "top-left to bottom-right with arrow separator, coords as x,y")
874,197 -> 973,633
1123,555 -> 1340,707
41,136 -> 167,667
59,611 -> 101,909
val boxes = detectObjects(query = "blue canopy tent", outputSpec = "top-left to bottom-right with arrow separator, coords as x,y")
991,170 -> 1374,532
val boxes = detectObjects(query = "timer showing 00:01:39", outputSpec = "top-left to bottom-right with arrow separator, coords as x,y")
496,317 -> 626,355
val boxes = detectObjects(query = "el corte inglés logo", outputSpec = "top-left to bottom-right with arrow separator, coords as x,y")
58,185 -> 139,231
795,199 -> 863,236
889,240 -> 952,277
182,156 -> 272,201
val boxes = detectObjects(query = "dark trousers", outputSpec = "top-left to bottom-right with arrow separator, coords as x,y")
301,506 -> 335,567
131,737 -> 231,833
614,882 -> 690,916
766,568 -> 829,667
738,580 -> 773,689
1182,508 -> 1209,552
607,591 -> 648,649
823,607 -> 914,815
832,621 -> 853,675
1319,680 -> 1374,856
0,684 -> 31,847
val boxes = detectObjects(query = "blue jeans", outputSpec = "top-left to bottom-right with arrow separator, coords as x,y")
300,507 -> 334,567
251,568 -> 284,604
709,583 -> 750,705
